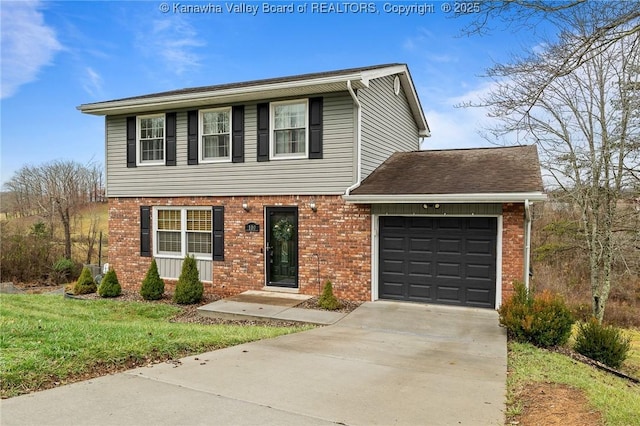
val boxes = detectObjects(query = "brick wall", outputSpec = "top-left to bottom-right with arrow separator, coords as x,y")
108,195 -> 372,301
501,202 -> 526,303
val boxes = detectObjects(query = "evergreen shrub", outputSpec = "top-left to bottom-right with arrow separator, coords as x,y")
173,256 -> 203,304
318,280 -> 341,310
73,266 -> 97,295
98,269 -> 122,298
140,259 -> 165,300
574,318 -> 631,369
498,281 -> 574,347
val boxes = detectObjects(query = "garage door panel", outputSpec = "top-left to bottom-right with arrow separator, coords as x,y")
436,285 -> 462,304
408,260 -> 431,277
467,239 -> 493,255
379,216 -> 497,308
467,217 -> 495,231
467,263 -> 492,280
380,281 -> 405,298
437,238 -> 462,254
382,259 -> 404,274
437,217 -> 464,231
465,288 -> 493,308
408,283 -> 433,301
409,237 -> 433,253
436,262 -> 462,278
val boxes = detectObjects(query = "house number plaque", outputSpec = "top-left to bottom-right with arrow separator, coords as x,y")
245,222 -> 260,232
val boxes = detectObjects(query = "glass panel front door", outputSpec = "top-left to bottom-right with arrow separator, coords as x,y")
266,207 -> 298,288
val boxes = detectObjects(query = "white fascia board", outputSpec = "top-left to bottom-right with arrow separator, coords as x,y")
359,64 -> 429,136
78,74 -> 370,116
359,64 -> 408,85
343,192 -> 548,204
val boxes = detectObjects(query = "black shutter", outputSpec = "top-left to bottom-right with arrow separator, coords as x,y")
309,97 -> 323,159
232,105 -> 245,163
212,206 -> 224,261
140,206 -> 151,257
187,110 -> 199,165
126,117 -> 137,168
165,113 -> 177,166
257,103 -> 269,162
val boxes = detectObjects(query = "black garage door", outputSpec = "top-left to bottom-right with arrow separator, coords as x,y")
379,216 -> 497,308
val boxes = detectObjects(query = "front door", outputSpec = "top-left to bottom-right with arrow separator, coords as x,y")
265,207 -> 298,288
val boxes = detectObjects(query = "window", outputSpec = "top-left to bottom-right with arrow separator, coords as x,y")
200,108 -> 231,162
154,207 -> 212,258
187,209 -> 212,254
138,115 -> 165,164
271,100 -> 308,159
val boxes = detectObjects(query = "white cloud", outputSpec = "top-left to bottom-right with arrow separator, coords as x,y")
0,1 -> 62,98
82,67 -> 103,97
420,81 -> 517,150
137,16 -> 205,76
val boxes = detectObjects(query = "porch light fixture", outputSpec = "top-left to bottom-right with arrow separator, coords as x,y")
309,200 -> 317,212
242,201 -> 250,212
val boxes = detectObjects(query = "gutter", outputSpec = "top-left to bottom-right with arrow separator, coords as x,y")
524,199 -> 533,290
343,192 -> 548,204
344,80 -> 362,196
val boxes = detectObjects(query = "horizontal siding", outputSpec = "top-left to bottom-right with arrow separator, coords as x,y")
106,92 -> 355,197
372,203 -> 502,216
360,75 -> 420,179
157,258 -> 213,282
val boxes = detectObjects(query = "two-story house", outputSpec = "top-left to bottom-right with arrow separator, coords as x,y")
79,64 -> 545,309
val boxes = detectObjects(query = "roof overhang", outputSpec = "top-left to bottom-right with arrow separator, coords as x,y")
343,192 -> 548,204
77,64 -> 430,135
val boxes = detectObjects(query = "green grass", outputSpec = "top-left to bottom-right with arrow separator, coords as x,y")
624,329 -> 640,375
508,341 -> 640,425
0,294 -> 312,398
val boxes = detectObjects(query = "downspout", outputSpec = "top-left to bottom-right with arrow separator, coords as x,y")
345,80 -> 362,195
524,199 -> 532,290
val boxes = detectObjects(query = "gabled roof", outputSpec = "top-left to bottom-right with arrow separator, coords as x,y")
78,64 -> 429,136
345,145 -> 546,203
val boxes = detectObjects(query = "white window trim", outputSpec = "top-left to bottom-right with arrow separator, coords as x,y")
270,98 -> 309,160
153,206 -> 212,260
137,113 -> 166,166
199,107 -> 232,163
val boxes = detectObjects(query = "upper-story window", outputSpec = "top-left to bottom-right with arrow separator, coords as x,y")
200,108 -> 231,162
138,114 -> 165,165
271,99 -> 308,159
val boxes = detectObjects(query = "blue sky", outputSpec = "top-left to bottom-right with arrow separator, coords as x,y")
1,0 -> 545,185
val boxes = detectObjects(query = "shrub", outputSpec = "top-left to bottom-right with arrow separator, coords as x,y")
73,267 -> 97,295
173,256 -> 203,304
0,222 -> 57,283
574,318 -> 631,369
318,280 -> 341,310
140,259 -> 164,300
498,281 -> 574,347
98,269 -> 121,298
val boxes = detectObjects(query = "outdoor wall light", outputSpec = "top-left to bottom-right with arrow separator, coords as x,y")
310,200 -> 317,212
242,201 -> 250,212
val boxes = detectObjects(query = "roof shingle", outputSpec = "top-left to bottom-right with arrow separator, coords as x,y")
350,145 -> 544,195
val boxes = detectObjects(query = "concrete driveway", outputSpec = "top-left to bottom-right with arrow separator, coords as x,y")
1,301 -> 506,425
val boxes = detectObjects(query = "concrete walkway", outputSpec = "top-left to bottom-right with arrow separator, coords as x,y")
197,290 -> 348,325
1,301 -> 507,426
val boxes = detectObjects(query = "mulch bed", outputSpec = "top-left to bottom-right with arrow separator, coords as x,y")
62,289 -> 361,327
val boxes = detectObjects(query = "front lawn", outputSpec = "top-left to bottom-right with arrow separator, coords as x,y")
507,341 -> 640,425
0,294 -> 311,398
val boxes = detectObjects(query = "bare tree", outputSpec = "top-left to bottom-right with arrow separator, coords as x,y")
4,160 -> 104,260
469,9 -> 640,322
462,1 -> 640,113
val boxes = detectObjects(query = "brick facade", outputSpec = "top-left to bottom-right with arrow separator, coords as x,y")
109,196 -> 526,305
500,202 -> 526,303
108,195 -> 372,301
